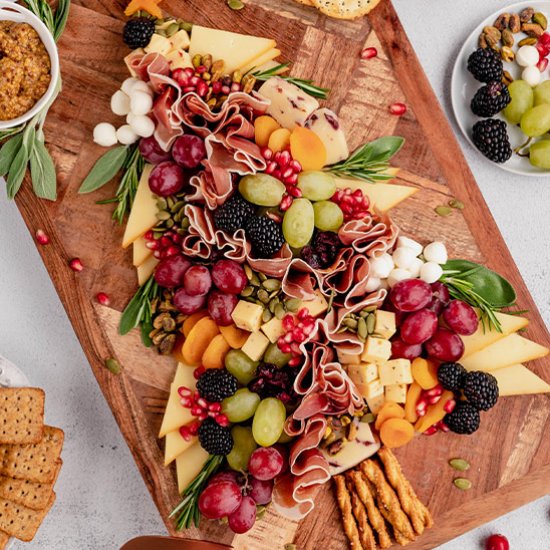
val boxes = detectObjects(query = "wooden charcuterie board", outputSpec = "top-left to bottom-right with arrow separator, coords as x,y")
13,0 -> 550,548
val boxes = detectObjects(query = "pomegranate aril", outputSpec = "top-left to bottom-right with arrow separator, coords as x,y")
96,292 -> 111,306
443,399 -> 456,413
265,161 -> 277,174
427,394 -> 441,405
212,81 -> 222,94
289,160 -> 302,172
278,150 -> 291,167
360,47 -> 378,59
537,57 -> 548,72
221,85 -> 231,95
35,229 -> 50,245
215,414 -> 230,427
423,425 -> 438,436
69,258 -> 84,272
261,147 -> 273,160
288,186 -> 302,198
425,385 -> 443,397
389,102 -> 407,116
436,420 -> 450,433
485,534 -> 509,550
178,386 -> 192,398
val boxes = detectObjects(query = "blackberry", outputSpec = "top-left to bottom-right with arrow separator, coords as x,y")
198,418 -> 233,455
463,371 -> 499,411
246,216 -> 285,257
471,81 -> 511,117
123,18 -> 156,49
467,48 -> 503,83
196,370 -> 237,402
445,402 -> 480,435
214,193 -> 255,233
437,362 -> 467,392
301,231 -> 342,269
472,119 -> 512,163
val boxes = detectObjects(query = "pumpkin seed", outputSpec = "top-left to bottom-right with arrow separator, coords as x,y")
449,458 -> 471,472
262,278 -> 281,292
256,505 -> 267,519
284,544 -> 297,550
105,358 -> 122,375
343,317 -> 358,330
363,305 -> 377,313
361,413 -> 376,424
448,198 -> 464,210
357,317 -> 368,340
275,303 -> 286,320
285,298 -> 301,312
241,286 -> 255,297
269,297 -> 279,314
453,478 -> 472,491
435,205 -> 453,217
171,200 -> 185,213
257,289 -> 270,304
250,273 -> 261,286
244,264 -> 254,280
366,313 -> 376,334
227,0 -> 245,10
156,198 -> 167,210
262,308 -> 273,323
156,210 -> 171,221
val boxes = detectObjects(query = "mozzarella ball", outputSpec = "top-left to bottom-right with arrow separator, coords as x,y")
387,268 -> 411,288
131,80 -> 154,96
522,66 -> 541,87
423,241 -> 448,264
396,236 -> 423,257
516,45 -> 540,67
121,77 -> 140,95
364,277 -> 381,293
407,257 -> 424,278
392,247 -> 417,269
116,125 -> 139,145
369,253 -> 394,279
128,114 -> 155,138
111,90 -> 131,116
130,90 -> 153,116
93,122 -> 117,147
420,262 -> 443,284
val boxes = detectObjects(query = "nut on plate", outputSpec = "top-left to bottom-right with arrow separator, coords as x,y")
521,22 -> 543,37
509,13 -> 521,33
533,12 -> 548,31
519,7 -> 535,23
502,70 -> 514,85
518,36 -> 537,46
501,28 -> 514,47
479,33 -> 488,49
494,13 -> 510,30
483,26 -> 501,50
500,46 -> 515,63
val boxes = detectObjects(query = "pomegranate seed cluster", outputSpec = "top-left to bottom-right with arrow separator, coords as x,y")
261,148 -> 303,211
277,308 -> 316,367
414,384 -> 455,435
331,187 -> 370,221
144,229 -> 184,260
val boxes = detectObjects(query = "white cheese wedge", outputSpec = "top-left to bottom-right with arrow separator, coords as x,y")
164,431 -> 197,466
305,108 -> 349,165
378,359 -> 413,386
492,364 -> 550,396
159,364 -> 197,438
253,60 -> 289,75
301,289 -> 328,318
168,30 -> 190,51
385,383 -> 407,404
240,48 -> 281,75
137,255 -> 159,286
133,235 -> 152,267
361,337 -> 392,363
258,77 -> 319,130
335,177 -> 417,213
373,310 -> 397,340
241,331 -> 270,362
461,333 -> 549,372
145,34 -> 172,55
189,26 -> 276,73
176,442 -> 209,494
461,311 -> 529,357
122,164 -> 156,248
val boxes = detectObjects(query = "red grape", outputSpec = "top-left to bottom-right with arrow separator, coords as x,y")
443,300 -> 479,336
248,477 -> 273,505
211,260 -> 248,294
227,495 -> 257,534
485,534 -> 509,550
248,447 -> 284,481
139,135 -> 172,164
172,134 -> 206,169
183,265 -> 212,296
208,471 -> 239,487
208,291 -> 238,326
426,281 -> 451,315
198,480 -> 242,519
391,338 -> 423,360
390,279 -> 433,312
173,288 -> 206,314
425,328 -> 464,362
154,255 -> 190,288
400,309 -> 438,345
149,161 -> 185,196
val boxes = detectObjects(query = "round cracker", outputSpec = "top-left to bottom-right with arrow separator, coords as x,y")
312,0 -> 383,19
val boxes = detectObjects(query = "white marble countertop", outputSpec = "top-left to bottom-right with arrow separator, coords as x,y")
0,0 -> 549,548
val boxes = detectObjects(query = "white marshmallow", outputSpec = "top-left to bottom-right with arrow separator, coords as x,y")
121,77 -> 140,95
116,125 -> 139,145
392,247 -> 417,269
516,45 -> 540,68
396,236 -> 423,257
111,90 -> 131,116
420,262 -> 443,284
407,257 -> 424,278
128,114 -> 155,138
423,241 -> 448,264
93,123 -> 117,147
522,66 -> 541,87
369,253 -> 394,279
387,268 -> 411,288
364,277 -> 381,293
130,91 -> 153,116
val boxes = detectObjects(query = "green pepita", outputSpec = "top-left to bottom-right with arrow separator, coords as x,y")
435,205 -> 453,217
449,458 -> 471,472
250,273 -> 261,286
275,303 -> 286,320
165,23 -> 180,37
227,0 -> 245,10
269,297 -> 279,314
258,272 -> 268,282
241,286 -> 255,298
343,317 -> 358,330
105,358 -> 122,375
366,312 -> 376,334
156,211 -> 171,221
262,308 -> 273,323
448,198 -> 464,210
262,279 -> 281,292
257,289 -> 270,304
285,298 -> 301,312
453,477 -> 472,491
361,413 -> 376,424
357,317 -> 368,340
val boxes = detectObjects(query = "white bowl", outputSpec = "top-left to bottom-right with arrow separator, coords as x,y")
0,0 -> 60,130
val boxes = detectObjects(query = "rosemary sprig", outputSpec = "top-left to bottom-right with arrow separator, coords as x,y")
252,63 -> 330,99
170,455 -> 223,530
24,0 -> 71,41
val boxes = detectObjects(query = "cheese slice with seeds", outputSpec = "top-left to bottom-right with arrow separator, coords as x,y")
176,442 -> 209,494
492,364 -> 550,396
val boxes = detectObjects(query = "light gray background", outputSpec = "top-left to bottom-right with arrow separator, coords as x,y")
0,0 -> 549,548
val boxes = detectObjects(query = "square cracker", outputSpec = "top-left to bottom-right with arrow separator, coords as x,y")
0,531 -> 8,550
0,388 -> 45,445
0,426 -> 64,483
0,492 -> 56,542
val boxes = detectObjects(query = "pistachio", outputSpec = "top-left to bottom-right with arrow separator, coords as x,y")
361,413 -> 376,424
522,22 -> 543,37
533,12 -> 548,30
340,415 -> 352,426
159,333 -> 177,355
518,36 -> 537,46
453,478 -> 472,491
192,54 -> 202,68
232,70 -> 243,84
202,54 -> 213,71
347,421 -> 358,441
501,28 -> 514,47
104,358 -> 122,375
211,60 -> 225,82
494,13 -> 510,30
500,46 -> 515,63
323,426 -> 333,439
483,26 -> 501,41
242,74 -> 256,94
448,198 -> 464,210
449,458 -> 471,472
509,13 -> 521,33
284,544 -> 297,550
256,506 -> 266,520
519,7 -> 535,23
151,329 -> 167,346
479,33 -> 488,49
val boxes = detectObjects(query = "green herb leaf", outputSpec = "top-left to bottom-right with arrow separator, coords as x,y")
0,125 -> 24,141
30,140 -> 57,200
0,135 -> 24,178
24,0 -> 70,41
119,276 -> 160,336
6,126 -> 34,199
79,146 -> 129,194
111,144 -> 145,224
252,64 -> 330,99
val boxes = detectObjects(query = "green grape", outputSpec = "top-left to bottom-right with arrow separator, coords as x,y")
297,171 -> 336,201
227,426 -> 257,471
225,349 -> 259,385
263,342 -> 292,368
313,200 -> 344,232
239,174 -> 286,206
529,140 -> 550,169
534,81 -> 550,106
222,388 -> 261,423
503,80 -> 533,125
252,397 -> 286,446
277,430 -> 295,444
520,104 -> 550,137
282,198 -> 315,248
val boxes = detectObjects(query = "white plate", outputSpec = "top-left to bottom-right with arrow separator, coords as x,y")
451,0 -> 550,176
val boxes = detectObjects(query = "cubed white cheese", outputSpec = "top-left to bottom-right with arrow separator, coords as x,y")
373,310 -> 397,339
364,379 -> 384,399
165,49 -> 193,70
145,34 -> 172,55
305,108 -> 349,165
378,359 -> 413,386
361,337 -> 392,363
385,384 -> 408,404
231,301 -> 264,333
169,30 -> 190,51
366,393 -> 386,414
348,363 -> 378,385
338,350 -> 361,365
301,289 -> 328,318
260,317 -> 285,343
241,331 -> 270,362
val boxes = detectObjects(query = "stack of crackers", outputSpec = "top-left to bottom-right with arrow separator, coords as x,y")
295,0 -> 383,20
0,388 -> 64,548
334,447 -> 433,549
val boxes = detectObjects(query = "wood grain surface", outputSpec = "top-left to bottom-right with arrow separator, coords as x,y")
12,0 -> 550,548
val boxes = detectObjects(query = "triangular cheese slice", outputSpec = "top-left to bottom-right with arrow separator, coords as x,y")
461,333 -> 549,372
253,60 -> 289,75
189,26 -> 276,73
240,48 -> 281,74
492,364 -> 550,396
176,442 -> 209,494
159,363 -> 197,437
122,164 -> 156,248
133,235 -> 152,267
137,255 -> 159,286
335,177 -> 417,213
461,311 -> 529,357
164,431 -> 197,466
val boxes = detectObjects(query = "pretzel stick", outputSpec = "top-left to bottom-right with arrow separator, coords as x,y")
334,475 -> 363,549
346,475 -> 377,550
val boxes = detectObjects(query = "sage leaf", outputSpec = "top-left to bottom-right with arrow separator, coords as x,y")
79,146 -> 128,194
30,140 -> 57,200
0,135 -> 23,177
6,140 -> 31,199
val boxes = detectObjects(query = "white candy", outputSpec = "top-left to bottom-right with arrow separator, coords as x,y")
121,77 -> 140,95
522,66 -> 541,87
423,241 -> 448,264
131,80 -> 154,96
364,277 -> 381,293
516,45 -> 539,68
420,262 -> 443,284
396,236 -> 423,257
369,253 -> 394,279
129,114 -> 155,138
116,125 -> 139,145
130,91 -> 153,116
392,247 -> 417,269
93,122 -> 117,147
387,268 -> 411,288
407,257 -> 424,278
111,90 -> 131,116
